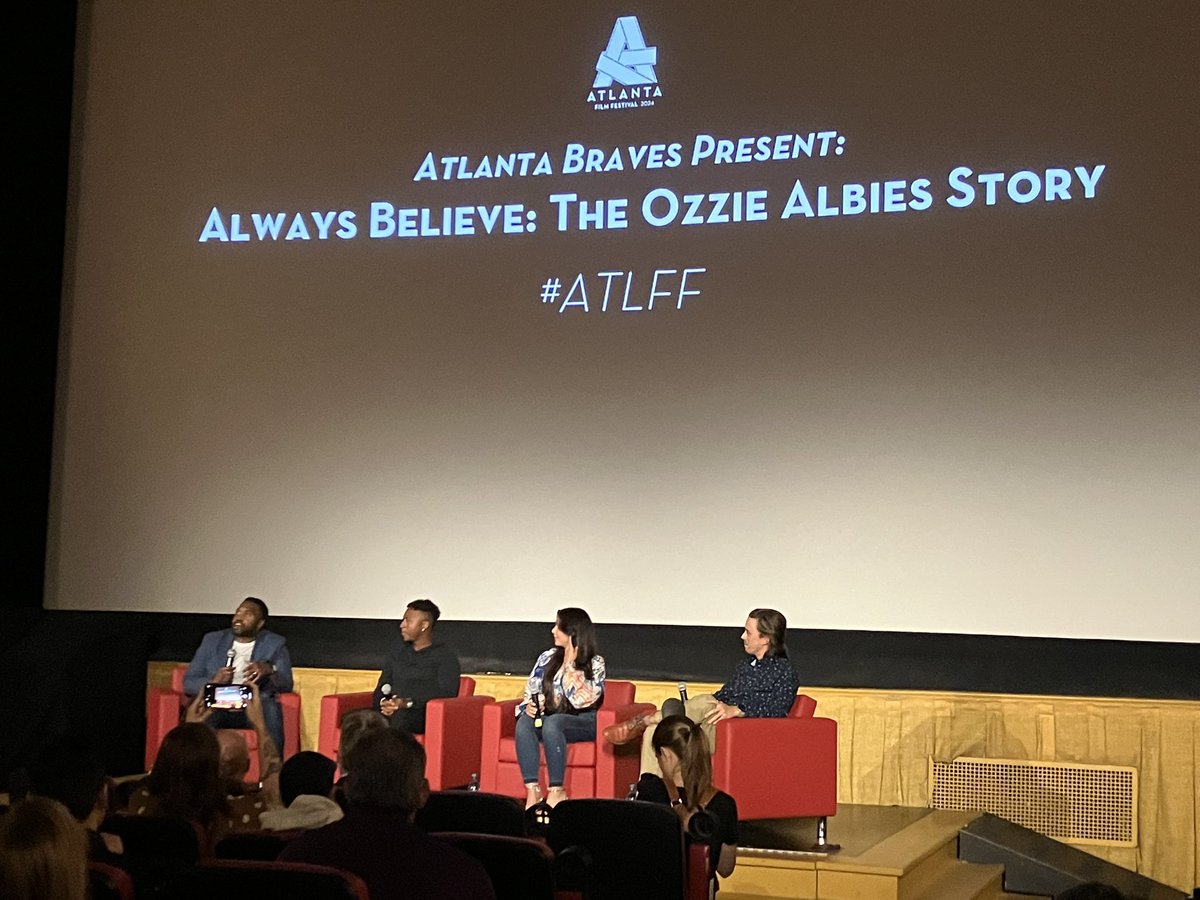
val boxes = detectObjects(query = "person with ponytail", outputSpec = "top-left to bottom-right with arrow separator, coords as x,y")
637,715 -> 739,887
514,608 -> 606,808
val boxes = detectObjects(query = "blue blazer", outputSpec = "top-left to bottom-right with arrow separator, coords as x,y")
183,628 -> 294,698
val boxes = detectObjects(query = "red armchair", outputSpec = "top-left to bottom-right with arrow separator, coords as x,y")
145,665 -> 301,781
711,693 -> 837,822
317,677 -> 489,790
478,681 -> 655,800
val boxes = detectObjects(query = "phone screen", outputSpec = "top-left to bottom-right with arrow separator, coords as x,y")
205,684 -> 251,709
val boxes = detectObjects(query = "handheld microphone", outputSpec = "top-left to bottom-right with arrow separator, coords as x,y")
225,648 -> 236,669
678,682 -> 688,703
380,683 -> 395,699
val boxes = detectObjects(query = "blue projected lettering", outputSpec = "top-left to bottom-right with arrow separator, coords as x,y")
946,165 -> 1106,208
197,129 -> 1107,248
198,208 -> 357,243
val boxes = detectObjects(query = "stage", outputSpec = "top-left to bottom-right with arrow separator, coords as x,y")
725,805 -> 1035,900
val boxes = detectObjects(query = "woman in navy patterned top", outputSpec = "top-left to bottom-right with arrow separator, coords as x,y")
515,608 -> 606,809
604,609 -> 798,778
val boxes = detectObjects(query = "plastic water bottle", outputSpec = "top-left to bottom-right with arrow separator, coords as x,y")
626,782 -> 638,801
468,773 -> 480,792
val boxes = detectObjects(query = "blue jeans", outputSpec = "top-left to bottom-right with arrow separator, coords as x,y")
207,696 -> 285,761
515,710 -> 598,787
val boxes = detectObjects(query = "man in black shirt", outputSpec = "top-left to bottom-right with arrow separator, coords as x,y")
372,599 -> 461,734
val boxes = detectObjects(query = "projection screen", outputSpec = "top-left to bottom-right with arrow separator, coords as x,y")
48,2 -> 1199,640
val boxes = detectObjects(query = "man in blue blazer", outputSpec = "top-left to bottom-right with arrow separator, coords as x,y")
183,596 -> 294,755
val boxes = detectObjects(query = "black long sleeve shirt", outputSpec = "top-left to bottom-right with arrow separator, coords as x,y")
372,642 -> 462,732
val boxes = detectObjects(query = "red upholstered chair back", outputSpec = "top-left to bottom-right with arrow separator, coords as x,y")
88,861 -> 136,900
478,680 -> 656,801
790,693 -> 817,717
162,860 -> 369,899
600,679 -> 635,706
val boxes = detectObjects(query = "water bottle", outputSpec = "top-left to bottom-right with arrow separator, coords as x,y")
468,773 -> 480,792
626,782 -> 638,801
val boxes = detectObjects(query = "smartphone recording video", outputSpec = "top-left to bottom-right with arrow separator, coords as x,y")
204,683 -> 253,710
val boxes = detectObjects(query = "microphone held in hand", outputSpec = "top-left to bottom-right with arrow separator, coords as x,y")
380,683 -> 396,699
225,647 -> 236,670
678,682 -> 688,703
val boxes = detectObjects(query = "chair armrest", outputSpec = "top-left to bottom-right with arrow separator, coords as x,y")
479,699 -> 521,792
686,842 -> 711,900
145,687 -> 185,771
317,692 -> 376,760
594,701 -> 657,731
713,716 -> 837,819
593,701 -> 657,798
424,695 -> 494,789
277,692 -> 302,758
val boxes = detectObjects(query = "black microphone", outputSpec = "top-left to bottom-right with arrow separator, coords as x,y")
678,682 -> 688,704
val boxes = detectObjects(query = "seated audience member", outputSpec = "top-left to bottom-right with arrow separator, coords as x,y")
636,716 -> 738,887
259,751 -> 344,831
373,598 -> 462,735
515,607 -> 606,809
331,708 -> 388,810
0,797 -> 90,900
280,729 -> 496,900
24,733 -> 123,863
127,722 -> 229,845
183,596 -> 293,754
185,680 -> 283,831
606,608 -> 799,776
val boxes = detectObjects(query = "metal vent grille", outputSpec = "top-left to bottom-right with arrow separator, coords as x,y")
929,756 -> 1137,847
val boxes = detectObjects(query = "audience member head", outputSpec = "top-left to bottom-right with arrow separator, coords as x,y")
344,729 -> 428,817
145,722 -> 226,826
746,607 -> 788,658
0,797 -> 89,900
401,598 -> 440,644
338,708 -> 387,775
280,751 -> 338,807
652,715 -> 714,811
216,730 -> 251,785
25,733 -> 109,828
1055,884 -> 1128,900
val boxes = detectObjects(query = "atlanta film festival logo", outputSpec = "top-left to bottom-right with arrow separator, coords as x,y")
587,15 -> 662,111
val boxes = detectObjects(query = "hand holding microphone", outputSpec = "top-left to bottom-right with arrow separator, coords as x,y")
212,647 -> 236,684
379,683 -> 410,716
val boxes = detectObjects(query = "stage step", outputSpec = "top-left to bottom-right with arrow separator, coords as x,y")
816,809 -> 979,899
722,806 -> 1056,900
917,860 -> 1006,899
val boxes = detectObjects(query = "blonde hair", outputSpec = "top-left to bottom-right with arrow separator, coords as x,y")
0,797 -> 89,900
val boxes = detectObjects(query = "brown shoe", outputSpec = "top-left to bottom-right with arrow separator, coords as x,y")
603,713 -> 652,745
